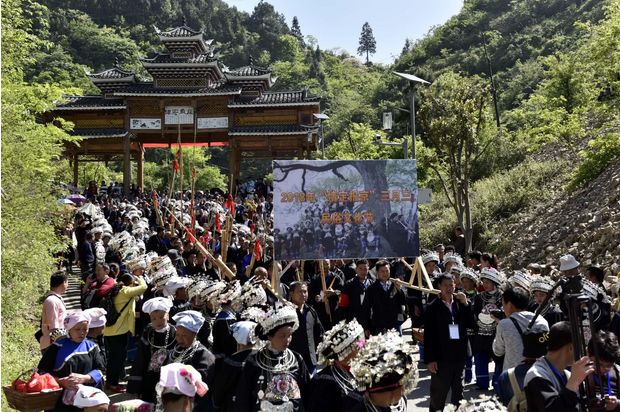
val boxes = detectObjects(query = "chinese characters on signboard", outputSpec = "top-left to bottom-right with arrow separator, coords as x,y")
164,106 -> 194,125
130,118 -> 161,130
197,117 -> 229,129
273,160 -> 419,260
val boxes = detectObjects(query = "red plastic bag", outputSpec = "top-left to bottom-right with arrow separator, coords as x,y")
38,374 -> 60,391
26,372 -> 43,393
11,370 -> 60,393
12,378 -> 28,393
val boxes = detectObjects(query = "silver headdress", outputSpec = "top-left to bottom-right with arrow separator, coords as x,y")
316,319 -> 364,365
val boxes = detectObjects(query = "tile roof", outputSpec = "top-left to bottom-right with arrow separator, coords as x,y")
54,96 -> 126,110
141,53 -> 216,64
159,25 -> 202,38
226,65 -> 272,77
229,125 -> 312,136
70,128 -> 128,139
112,83 -> 241,97
229,90 -> 321,107
88,67 -> 135,80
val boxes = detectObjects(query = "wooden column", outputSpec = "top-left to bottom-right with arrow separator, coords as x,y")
123,133 -> 131,195
137,145 -> 144,192
73,153 -> 79,186
228,140 -> 241,194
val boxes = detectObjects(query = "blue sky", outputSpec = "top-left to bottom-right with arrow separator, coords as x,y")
225,0 -> 464,64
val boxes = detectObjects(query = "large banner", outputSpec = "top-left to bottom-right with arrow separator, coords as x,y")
273,160 -> 419,260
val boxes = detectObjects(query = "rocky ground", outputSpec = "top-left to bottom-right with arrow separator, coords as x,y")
497,156 -> 620,277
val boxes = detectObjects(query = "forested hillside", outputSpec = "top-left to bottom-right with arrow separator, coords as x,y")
13,0 -> 620,254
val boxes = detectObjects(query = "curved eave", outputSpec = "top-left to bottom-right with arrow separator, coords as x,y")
89,75 -> 136,83
228,130 -> 310,136
54,105 -> 127,111
228,102 -> 321,108
112,90 -> 241,97
225,73 -> 272,81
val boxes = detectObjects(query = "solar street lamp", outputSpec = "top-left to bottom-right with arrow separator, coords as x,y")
393,72 -> 430,160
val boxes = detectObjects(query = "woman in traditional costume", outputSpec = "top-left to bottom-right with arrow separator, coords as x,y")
472,267 -> 505,390
211,280 -> 242,358
38,311 -> 106,412
349,330 -> 418,412
235,304 -> 311,412
127,297 -> 177,402
211,320 -> 261,412
306,319 -> 365,412
165,310 -> 215,412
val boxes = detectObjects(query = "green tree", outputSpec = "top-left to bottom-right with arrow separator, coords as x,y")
291,16 -> 305,46
1,0 -> 75,385
417,72 -> 494,252
357,22 -> 377,64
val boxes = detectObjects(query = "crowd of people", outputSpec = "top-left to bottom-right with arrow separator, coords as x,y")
35,182 -> 620,412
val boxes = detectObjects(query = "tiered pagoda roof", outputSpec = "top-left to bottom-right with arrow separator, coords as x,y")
87,65 -> 136,93
224,64 -> 276,93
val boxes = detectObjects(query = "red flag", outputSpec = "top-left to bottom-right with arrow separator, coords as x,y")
152,191 -> 159,208
254,240 -> 262,261
172,159 -> 179,173
225,194 -> 235,216
215,212 -> 221,232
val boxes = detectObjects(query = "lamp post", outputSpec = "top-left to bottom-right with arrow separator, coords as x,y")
313,113 -> 329,159
373,134 -> 409,159
393,72 -> 430,160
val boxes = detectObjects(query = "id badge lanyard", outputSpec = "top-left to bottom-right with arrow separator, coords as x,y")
449,302 -> 460,340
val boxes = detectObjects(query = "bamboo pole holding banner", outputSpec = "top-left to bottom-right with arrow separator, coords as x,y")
164,206 -> 235,280
319,260 -> 332,323
396,257 -> 440,294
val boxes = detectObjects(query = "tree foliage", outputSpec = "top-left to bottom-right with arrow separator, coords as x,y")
417,72 -> 494,251
357,22 -> 377,64
1,0 -> 75,385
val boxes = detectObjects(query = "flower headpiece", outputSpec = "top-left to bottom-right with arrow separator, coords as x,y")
316,319 -> 364,365
444,395 -> 507,412
480,267 -> 505,286
213,280 -> 242,305
232,281 -> 267,312
240,305 -> 268,324
258,304 -> 299,338
508,270 -> 532,291
349,330 -> 418,394
126,255 -> 147,272
187,279 -> 209,302
150,266 -> 177,289
421,251 -> 440,265
460,269 -> 480,285
450,265 -> 465,274
530,276 -> 554,294
443,252 -> 463,266
201,280 -> 227,304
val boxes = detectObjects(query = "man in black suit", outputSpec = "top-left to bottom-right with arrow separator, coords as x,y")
424,273 -> 474,412
360,260 -> 406,336
337,259 -> 375,323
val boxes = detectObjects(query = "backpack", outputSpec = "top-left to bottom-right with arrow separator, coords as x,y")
99,285 -> 133,327
507,367 -> 527,412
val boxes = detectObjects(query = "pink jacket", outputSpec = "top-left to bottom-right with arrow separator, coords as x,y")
40,292 -> 66,350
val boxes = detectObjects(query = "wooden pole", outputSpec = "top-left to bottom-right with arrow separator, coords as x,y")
319,261 -> 332,323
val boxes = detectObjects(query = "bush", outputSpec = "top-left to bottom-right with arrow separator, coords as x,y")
568,132 -> 620,190
419,160 -> 567,252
